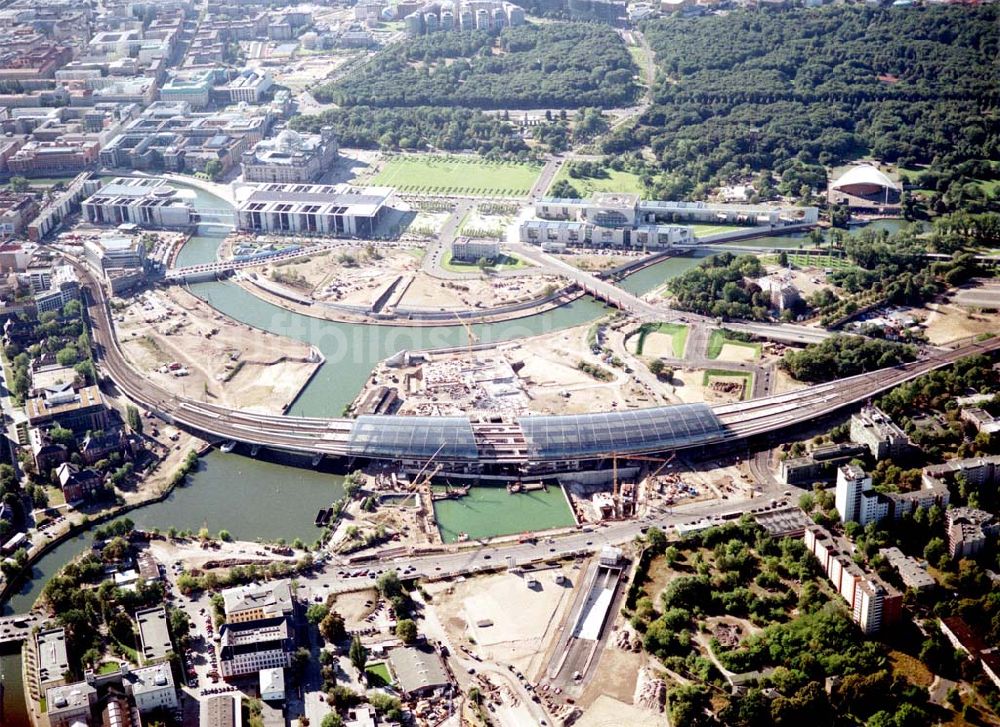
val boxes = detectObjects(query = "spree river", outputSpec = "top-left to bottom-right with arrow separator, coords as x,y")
0,185 -> 907,721
2,187 -> 913,615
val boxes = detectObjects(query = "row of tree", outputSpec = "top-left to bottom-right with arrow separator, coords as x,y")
290,106 -> 529,157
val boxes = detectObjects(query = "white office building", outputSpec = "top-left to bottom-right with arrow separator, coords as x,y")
81,177 -> 196,229
127,663 -> 178,713
219,617 -> 294,678
259,667 -> 285,701
84,232 -> 147,272
234,182 -> 393,238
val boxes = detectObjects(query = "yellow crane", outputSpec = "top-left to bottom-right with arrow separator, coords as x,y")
453,312 -> 479,360
611,452 -> 677,516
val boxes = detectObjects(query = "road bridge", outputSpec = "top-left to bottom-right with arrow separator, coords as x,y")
0,613 -> 41,644
164,241 -> 346,283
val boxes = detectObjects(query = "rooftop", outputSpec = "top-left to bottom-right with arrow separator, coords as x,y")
47,681 -> 96,713
136,607 -> 173,663
128,663 -> 175,696
221,579 -> 293,618
387,644 -> 450,695
36,628 -> 69,682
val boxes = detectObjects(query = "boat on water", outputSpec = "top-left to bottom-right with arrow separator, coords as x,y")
220,441 -> 237,453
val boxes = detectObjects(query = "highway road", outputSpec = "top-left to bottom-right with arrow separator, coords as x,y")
298,491 -> 797,601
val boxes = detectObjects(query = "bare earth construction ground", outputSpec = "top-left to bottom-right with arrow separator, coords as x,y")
116,287 -> 319,413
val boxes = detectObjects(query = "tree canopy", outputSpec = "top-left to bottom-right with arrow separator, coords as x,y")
320,24 -> 638,110
607,6 -> 999,197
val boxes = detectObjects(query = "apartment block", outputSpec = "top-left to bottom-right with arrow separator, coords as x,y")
804,524 -> 902,634
0,193 -> 40,240
850,406 -> 910,460
778,442 -> 869,486
834,464 -> 871,525
946,507 -> 999,559
879,547 -> 935,591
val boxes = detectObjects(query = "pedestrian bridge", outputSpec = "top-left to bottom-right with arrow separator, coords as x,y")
164,241 -> 342,283
190,208 -> 236,228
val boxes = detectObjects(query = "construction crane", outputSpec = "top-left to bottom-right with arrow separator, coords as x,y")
411,442 -> 446,492
453,312 -> 479,360
611,452 -> 677,517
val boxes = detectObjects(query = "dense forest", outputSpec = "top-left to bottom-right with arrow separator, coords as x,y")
289,106 -> 529,156
781,335 -> 916,383
318,23 -> 639,109
607,6 -> 999,197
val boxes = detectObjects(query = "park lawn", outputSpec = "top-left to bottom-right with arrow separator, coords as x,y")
98,661 -> 121,675
635,322 -> 688,358
440,251 -> 530,273
366,662 -> 392,687
702,369 -> 753,400
43,486 -> 66,507
706,330 -> 761,360
550,166 -> 646,197
688,224 -> 748,239
371,155 -> 543,196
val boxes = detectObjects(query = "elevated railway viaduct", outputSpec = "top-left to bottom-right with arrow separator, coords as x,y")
75,258 -> 1000,476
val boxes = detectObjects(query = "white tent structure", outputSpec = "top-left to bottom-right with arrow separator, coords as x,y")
831,165 -> 900,196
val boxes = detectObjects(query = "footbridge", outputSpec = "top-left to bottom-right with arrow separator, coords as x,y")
76,254 -> 1000,471
189,208 -> 236,228
164,242 -> 341,283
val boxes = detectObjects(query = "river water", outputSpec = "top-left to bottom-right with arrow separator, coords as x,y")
0,187 -> 909,720
1,191 -> 914,616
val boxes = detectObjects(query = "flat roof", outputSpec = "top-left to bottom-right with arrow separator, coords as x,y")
25,385 -> 105,423
37,628 -> 69,682
136,606 -> 173,663
222,579 -> 293,618
129,663 -> 174,695
387,645 -> 450,695
201,694 -> 242,727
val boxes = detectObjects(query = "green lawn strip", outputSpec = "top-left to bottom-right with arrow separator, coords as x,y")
765,252 -> 856,271
98,661 -> 121,674
702,369 -> 754,400
366,662 -> 392,687
706,330 -> 761,360
549,166 -> 646,196
688,224 -> 749,238
371,155 -> 543,196
439,251 -> 527,273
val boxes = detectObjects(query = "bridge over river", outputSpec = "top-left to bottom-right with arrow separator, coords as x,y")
73,255 -> 1000,471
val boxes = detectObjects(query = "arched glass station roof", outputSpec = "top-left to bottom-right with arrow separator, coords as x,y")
348,416 -> 479,460
518,404 -> 724,459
